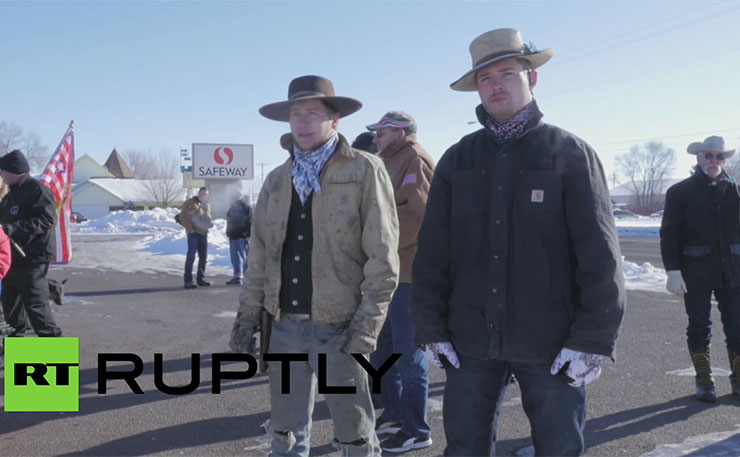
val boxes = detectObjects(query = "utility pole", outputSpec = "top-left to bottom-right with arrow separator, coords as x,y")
257,162 -> 269,186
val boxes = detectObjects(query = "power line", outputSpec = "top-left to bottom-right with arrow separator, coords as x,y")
592,127 -> 740,148
558,1 -> 723,57
552,3 -> 740,66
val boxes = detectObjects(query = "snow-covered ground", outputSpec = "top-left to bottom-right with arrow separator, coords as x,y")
67,209 -> 667,292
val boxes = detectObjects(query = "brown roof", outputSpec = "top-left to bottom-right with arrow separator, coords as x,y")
103,148 -> 135,179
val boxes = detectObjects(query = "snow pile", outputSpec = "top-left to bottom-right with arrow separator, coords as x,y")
622,258 -> 667,292
72,207 -> 183,234
71,208 -> 233,271
615,218 -> 661,238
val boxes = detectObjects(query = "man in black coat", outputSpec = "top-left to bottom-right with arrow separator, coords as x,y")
660,135 -> 740,402
411,29 -> 625,457
225,190 -> 252,285
0,150 -> 62,337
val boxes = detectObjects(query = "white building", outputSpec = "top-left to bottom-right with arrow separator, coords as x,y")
71,150 -> 186,219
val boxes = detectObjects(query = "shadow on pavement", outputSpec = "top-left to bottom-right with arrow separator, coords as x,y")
586,395 -> 716,447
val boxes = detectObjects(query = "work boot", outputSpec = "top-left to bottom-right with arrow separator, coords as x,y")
729,349 -> 740,399
690,350 -> 716,402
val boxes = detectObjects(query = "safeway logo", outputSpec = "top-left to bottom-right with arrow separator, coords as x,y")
213,147 -> 234,165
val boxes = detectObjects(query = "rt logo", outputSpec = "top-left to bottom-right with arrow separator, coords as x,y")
213,147 -> 234,165
4,337 -> 79,412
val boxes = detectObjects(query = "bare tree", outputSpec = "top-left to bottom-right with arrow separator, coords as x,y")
123,148 -> 159,179
723,152 -> 740,182
141,149 -> 183,207
615,141 -> 676,213
0,121 -> 50,173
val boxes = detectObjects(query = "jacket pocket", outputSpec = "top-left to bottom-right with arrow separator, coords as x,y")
683,245 -> 710,257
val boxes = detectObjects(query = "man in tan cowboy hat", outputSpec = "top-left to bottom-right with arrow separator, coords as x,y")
229,75 -> 400,457
365,111 -> 435,453
411,28 -> 625,456
661,135 -> 740,403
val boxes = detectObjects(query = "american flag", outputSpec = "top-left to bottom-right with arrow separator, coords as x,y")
39,122 -> 75,264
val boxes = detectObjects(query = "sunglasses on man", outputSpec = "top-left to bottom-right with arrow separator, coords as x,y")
702,152 -> 726,162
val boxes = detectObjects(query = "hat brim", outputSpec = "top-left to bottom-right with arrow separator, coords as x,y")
687,142 -> 736,158
259,95 -> 362,121
450,48 -> 554,92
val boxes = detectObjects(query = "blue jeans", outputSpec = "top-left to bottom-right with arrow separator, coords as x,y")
684,286 -> 740,353
183,233 -> 207,284
370,283 -> 430,438
444,355 -> 586,456
229,238 -> 248,279
267,317 -> 380,457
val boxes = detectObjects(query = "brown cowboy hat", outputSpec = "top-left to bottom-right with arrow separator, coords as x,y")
450,28 -> 554,92
259,75 -> 362,121
687,135 -> 736,158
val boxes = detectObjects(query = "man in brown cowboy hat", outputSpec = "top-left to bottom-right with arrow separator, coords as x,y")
229,75 -> 400,456
411,28 -> 625,456
661,135 -> 740,403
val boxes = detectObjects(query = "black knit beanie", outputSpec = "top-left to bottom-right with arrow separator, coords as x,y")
0,150 -> 30,174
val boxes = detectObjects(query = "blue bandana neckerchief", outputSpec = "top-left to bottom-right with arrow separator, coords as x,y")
291,131 -> 338,206
484,101 -> 536,144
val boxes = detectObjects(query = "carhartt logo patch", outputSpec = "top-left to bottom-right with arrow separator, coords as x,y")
4,337 -> 79,412
531,189 -> 544,203
401,174 -> 417,186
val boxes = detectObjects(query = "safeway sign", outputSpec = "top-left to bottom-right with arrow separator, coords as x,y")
192,143 -> 254,180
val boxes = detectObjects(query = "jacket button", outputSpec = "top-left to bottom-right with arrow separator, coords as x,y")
300,213 -> 307,219
498,303 -> 505,308
493,254 -> 499,260
292,300 -> 298,306
492,288 -> 498,294
294,255 -> 301,261
495,219 -> 501,224
298,235 -> 304,240
292,278 -> 298,284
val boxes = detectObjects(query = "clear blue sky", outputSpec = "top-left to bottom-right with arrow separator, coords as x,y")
2,0 -> 739,194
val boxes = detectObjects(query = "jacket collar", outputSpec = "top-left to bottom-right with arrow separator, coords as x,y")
281,132 -> 355,160
693,167 -> 730,187
379,137 -> 415,161
475,100 -> 544,139
9,174 -> 31,189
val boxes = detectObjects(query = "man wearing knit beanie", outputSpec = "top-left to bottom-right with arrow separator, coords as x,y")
0,149 -> 62,337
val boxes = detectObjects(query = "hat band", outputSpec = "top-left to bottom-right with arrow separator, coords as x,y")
289,90 -> 329,100
473,50 -> 525,68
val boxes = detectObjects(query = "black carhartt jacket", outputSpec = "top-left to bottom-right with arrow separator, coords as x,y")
660,169 -> 740,288
411,103 -> 626,363
0,174 -> 57,264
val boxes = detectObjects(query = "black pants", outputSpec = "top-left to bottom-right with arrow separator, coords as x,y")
684,286 -> 740,353
1,261 -> 62,336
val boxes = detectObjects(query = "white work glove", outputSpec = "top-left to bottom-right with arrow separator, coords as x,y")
666,270 -> 687,295
421,342 -> 460,369
550,347 -> 605,388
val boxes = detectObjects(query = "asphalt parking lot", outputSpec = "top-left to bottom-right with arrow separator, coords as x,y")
1,236 -> 738,456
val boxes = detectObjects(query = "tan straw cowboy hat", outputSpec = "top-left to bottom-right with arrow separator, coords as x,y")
450,28 -> 554,92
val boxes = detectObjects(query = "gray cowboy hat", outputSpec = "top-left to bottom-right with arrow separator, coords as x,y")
687,135 -> 736,158
259,75 -> 362,122
450,28 -> 554,92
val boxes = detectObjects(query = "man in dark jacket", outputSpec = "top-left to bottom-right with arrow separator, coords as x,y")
0,150 -> 62,337
660,135 -> 740,402
411,29 -> 625,456
225,190 -> 252,285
